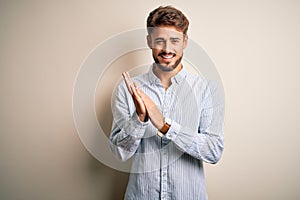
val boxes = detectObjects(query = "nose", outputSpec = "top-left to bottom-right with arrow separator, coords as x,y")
163,41 -> 172,52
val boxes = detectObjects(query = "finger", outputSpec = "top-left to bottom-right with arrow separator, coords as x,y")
122,72 -> 131,92
125,72 -> 133,85
133,82 -> 144,98
125,72 -> 137,94
122,72 -> 133,95
131,82 -> 142,101
132,82 -> 155,109
133,81 -> 140,89
138,90 -> 155,108
132,90 -> 146,112
133,92 -> 143,105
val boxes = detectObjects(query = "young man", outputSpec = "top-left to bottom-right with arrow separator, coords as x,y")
110,6 -> 224,200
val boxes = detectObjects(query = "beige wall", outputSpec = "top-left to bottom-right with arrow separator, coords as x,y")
1,0 -> 300,199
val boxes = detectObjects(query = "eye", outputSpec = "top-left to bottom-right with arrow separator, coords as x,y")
155,39 -> 165,44
171,38 -> 180,43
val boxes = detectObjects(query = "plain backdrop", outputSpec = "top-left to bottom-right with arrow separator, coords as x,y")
1,0 -> 300,200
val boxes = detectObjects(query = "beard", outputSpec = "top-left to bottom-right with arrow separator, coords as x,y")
153,52 -> 183,72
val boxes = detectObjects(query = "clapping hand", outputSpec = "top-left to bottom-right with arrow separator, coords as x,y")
122,72 -> 164,130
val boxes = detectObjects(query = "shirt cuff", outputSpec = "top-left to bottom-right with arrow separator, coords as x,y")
165,120 -> 195,152
131,112 -> 148,126
165,120 -> 180,140
127,112 -> 149,138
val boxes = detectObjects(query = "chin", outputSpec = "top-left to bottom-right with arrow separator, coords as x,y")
153,55 -> 183,72
156,63 -> 177,72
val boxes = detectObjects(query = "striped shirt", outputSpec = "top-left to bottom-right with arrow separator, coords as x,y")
110,66 -> 224,200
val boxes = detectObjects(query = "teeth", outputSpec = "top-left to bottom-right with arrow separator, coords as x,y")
162,55 -> 173,59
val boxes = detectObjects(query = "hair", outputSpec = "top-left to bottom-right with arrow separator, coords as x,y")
147,6 -> 189,35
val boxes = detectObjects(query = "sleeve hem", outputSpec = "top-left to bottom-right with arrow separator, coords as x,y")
165,120 -> 180,140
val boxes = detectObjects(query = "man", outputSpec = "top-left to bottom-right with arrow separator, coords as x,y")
110,6 -> 224,200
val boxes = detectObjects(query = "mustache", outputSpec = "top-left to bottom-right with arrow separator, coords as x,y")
158,52 -> 176,57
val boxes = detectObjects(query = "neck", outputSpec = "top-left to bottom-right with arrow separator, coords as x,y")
153,63 -> 183,90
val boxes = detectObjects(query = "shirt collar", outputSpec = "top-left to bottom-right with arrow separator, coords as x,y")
172,67 -> 187,84
147,64 -> 188,85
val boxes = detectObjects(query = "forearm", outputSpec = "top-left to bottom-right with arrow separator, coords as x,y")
165,120 -> 224,164
165,101 -> 225,164
169,80 -> 225,164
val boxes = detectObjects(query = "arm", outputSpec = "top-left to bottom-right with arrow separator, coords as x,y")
138,80 -> 224,164
109,81 -> 149,161
165,82 -> 225,164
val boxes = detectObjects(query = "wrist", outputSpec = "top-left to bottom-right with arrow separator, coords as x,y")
138,114 -> 148,122
158,121 -> 164,131
159,117 -> 172,135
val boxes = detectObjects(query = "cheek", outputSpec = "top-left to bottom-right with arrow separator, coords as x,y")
152,49 -> 159,56
175,49 -> 183,56
173,44 -> 183,53
152,48 -> 163,55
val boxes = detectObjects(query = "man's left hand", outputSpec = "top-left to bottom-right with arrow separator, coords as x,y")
134,82 -> 164,131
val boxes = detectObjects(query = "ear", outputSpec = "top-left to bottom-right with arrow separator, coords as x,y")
183,34 -> 188,49
147,35 -> 152,49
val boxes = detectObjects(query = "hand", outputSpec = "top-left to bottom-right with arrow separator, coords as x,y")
134,83 -> 164,130
122,72 -> 147,122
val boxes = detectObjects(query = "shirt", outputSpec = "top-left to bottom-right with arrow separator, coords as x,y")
109,66 -> 224,200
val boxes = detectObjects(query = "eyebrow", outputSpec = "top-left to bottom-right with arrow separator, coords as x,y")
170,37 -> 181,40
154,37 -> 165,41
154,37 -> 181,41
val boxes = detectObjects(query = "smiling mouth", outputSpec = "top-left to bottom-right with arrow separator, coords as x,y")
159,52 -> 176,60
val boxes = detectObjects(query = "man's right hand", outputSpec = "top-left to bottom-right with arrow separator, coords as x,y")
122,72 -> 147,122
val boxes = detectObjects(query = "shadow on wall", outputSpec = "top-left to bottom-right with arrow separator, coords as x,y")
87,156 -> 129,200
92,74 -> 129,199
92,50 -> 151,199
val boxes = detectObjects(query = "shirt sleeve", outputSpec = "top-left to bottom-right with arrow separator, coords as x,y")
109,81 -> 149,161
165,81 -> 225,164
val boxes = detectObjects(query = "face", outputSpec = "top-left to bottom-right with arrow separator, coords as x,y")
147,26 -> 188,72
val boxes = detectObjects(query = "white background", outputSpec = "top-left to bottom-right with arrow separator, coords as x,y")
1,1 -> 299,199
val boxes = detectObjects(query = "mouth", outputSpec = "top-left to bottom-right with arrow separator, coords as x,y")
159,52 -> 176,62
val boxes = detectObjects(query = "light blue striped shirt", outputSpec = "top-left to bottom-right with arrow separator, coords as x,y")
110,66 -> 224,200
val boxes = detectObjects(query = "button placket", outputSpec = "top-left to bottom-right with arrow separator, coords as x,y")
159,87 -> 170,200
160,147 -> 168,200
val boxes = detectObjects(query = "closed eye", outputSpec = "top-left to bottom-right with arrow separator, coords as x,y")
155,38 -> 165,44
170,38 -> 180,43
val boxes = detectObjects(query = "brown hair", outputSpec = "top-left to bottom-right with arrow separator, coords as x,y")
147,6 -> 189,34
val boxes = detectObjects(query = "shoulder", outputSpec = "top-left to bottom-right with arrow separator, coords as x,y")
131,72 -> 150,84
184,70 -> 208,88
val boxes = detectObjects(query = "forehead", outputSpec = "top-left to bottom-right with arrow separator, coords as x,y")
149,26 -> 184,38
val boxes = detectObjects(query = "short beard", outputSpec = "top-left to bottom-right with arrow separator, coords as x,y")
153,54 -> 183,72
